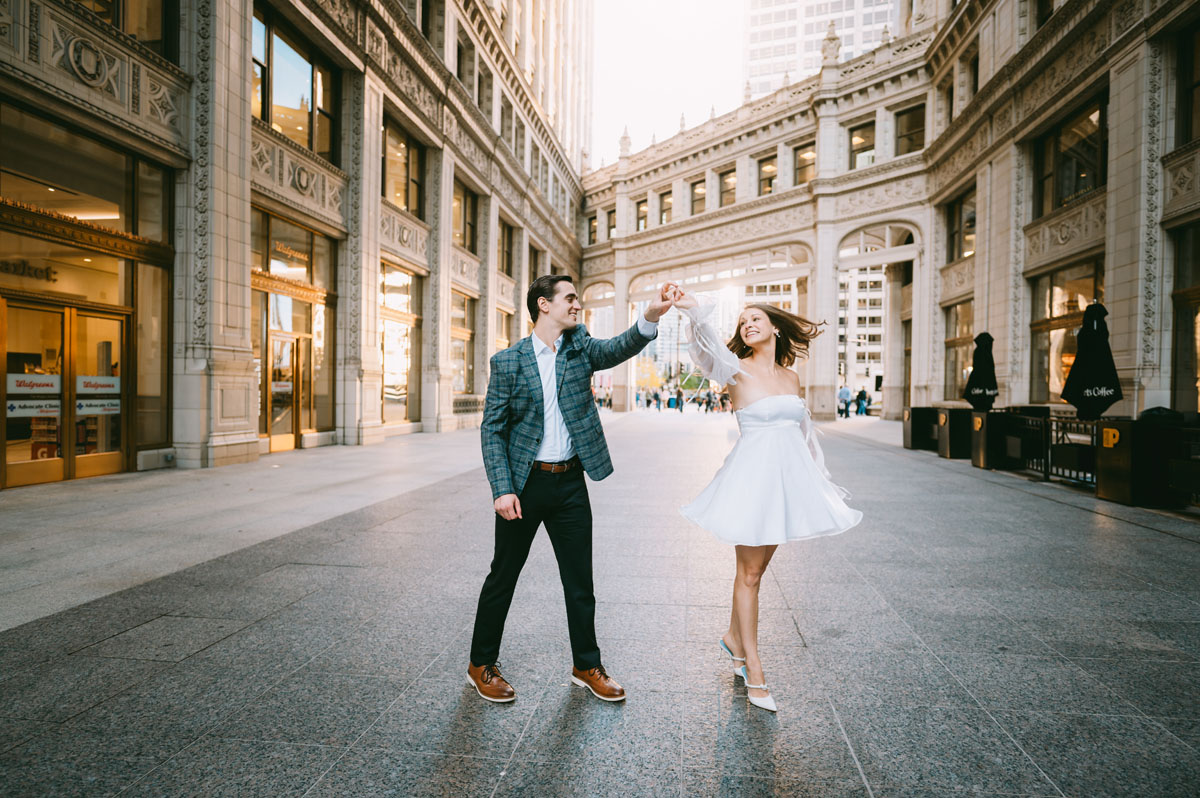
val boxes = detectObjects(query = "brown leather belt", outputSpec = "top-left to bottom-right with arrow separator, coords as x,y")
532,457 -> 580,474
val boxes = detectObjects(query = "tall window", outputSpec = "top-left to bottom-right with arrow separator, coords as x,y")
496,309 -> 513,352
450,290 -> 476,393
758,156 -> 777,195
1035,0 -> 1055,29
945,187 -> 976,262
794,141 -> 816,185
849,122 -> 875,169
452,180 -> 478,252
380,263 -> 422,423
252,6 -> 339,164
606,209 -> 616,238
940,77 -> 955,125
1030,260 -> 1104,403
895,105 -> 925,155
636,199 -> 648,231
499,220 -> 515,276
1033,98 -> 1107,219
719,169 -> 737,207
74,0 -> 176,59
967,52 -> 980,98
691,179 -> 707,214
381,119 -> 424,219
659,190 -> 673,224
587,216 -> 597,245
943,299 -> 973,400
1177,24 -> 1200,147
1172,222 -> 1200,411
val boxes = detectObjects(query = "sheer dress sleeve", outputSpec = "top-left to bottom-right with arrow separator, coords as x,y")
682,303 -> 745,385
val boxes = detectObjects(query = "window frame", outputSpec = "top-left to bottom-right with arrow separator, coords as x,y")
659,190 -> 673,224
381,118 -> 425,220
452,180 -> 479,253
606,209 -> 616,238
849,122 -> 876,169
718,169 -> 737,207
1031,96 -> 1108,220
793,141 -> 816,186
758,155 -> 777,196
1028,258 -> 1104,403
587,215 -> 597,245
635,199 -> 648,231
895,104 -> 926,155
1177,23 -> 1200,147
252,4 -> 340,165
691,180 -> 706,215
499,219 -> 515,276
943,298 -> 974,400
945,186 -> 977,263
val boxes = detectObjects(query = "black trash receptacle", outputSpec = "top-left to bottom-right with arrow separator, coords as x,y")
937,407 -> 973,459
903,407 -> 938,451
1096,414 -> 1187,507
971,411 -> 1008,469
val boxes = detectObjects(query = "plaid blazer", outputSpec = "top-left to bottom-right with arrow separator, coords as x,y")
481,322 -> 655,500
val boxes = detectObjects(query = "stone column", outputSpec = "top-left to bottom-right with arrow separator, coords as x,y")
736,154 -> 755,202
672,177 -> 689,220
808,205 -> 840,420
882,263 -> 906,419
339,73 -> 385,447
174,0 -> 258,468
609,265 -> 634,411
513,225 -> 532,335
476,191 -> 501,385
776,141 -> 793,190
424,148 -> 457,431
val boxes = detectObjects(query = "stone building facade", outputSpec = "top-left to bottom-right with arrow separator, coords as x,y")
580,0 -> 1200,423
0,0 -> 590,488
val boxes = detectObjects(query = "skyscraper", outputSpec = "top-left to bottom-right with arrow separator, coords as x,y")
744,0 -> 898,98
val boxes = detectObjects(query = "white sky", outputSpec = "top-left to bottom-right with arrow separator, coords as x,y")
590,0 -> 747,169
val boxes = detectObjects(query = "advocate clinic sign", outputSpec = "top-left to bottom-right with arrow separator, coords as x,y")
7,374 -> 61,393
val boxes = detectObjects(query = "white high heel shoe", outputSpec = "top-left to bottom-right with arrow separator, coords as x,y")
736,665 -> 778,713
718,638 -> 746,681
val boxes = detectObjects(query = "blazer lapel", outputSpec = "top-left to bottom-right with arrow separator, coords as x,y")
556,330 -> 581,396
518,337 -> 544,414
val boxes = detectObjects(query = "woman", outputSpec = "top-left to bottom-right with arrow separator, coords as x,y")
673,289 -> 862,712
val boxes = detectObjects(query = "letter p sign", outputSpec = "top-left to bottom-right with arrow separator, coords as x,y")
1102,427 -> 1120,448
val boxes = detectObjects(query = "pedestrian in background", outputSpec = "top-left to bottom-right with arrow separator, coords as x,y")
676,386 -> 684,413
855,387 -> 868,415
837,384 -> 852,419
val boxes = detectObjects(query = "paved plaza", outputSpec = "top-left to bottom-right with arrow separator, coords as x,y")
1,411 -> 1199,796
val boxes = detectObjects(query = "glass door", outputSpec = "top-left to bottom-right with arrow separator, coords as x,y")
3,303 -> 66,488
269,335 -> 297,451
73,313 -> 125,479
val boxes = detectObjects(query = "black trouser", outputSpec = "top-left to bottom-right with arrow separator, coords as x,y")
470,467 -> 599,670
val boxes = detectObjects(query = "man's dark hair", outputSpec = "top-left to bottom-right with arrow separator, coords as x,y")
527,274 -> 575,322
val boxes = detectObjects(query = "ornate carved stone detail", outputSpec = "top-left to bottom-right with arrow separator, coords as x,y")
250,122 -> 348,230
837,177 -> 924,216
993,101 -> 1013,137
380,204 -> 429,265
49,20 -> 123,100
146,77 -> 179,126
627,203 -> 813,267
490,162 -> 522,211
1009,145 -> 1027,375
28,0 -> 39,62
1164,146 -> 1200,221
931,124 -> 988,193
315,0 -> 357,42
191,0 -> 213,347
343,73 -> 365,366
366,17 -> 386,63
451,246 -> 482,292
940,257 -> 974,302
0,0 -> 17,49
444,109 -> 488,175
1023,192 -> 1107,270
582,252 -> 615,277
383,50 -> 439,125
892,31 -> 932,55
1113,0 -> 1140,36
495,273 -> 517,309
1020,24 -> 1108,118
130,60 -> 140,113
841,53 -> 876,78
1141,43 -> 1163,370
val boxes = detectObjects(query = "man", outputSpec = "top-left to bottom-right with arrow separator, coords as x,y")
837,384 -> 852,419
467,275 -> 676,704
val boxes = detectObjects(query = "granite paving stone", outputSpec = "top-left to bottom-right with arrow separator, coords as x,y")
0,715 -> 56,753
497,761 -> 683,797
1069,658 -> 1200,719
994,710 -> 1200,798
793,607 -> 924,650
306,749 -> 505,797
0,654 -> 169,722
120,737 -> 344,797
898,610 -> 1058,655
81,615 -> 250,661
1019,617 -> 1196,660
835,704 -> 1061,794
683,769 -> 869,797
938,652 -> 1141,713
810,649 -> 976,709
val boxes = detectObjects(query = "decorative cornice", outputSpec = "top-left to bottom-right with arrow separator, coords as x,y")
0,197 -> 174,262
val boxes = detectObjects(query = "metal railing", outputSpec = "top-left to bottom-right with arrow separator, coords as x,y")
1049,418 -> 1097,486
1004,411 -> 1050,481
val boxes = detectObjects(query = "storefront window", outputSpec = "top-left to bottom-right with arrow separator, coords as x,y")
451,290 -> 475,393
944,299 -> 973,400
1033,98 -> 1107,219
1171,223 -> 1200,412
136,263 -> 170,447
0,232 -> 129,305
380,263 -> 422,424
313,303 -> 334,430
1030,259 -> 1103,403
253,4 -> 339,164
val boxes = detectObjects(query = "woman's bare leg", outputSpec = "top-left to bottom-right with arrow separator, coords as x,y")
729,544 -> 778,698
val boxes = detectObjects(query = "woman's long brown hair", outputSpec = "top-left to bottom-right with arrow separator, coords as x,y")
727,303 -> 825,367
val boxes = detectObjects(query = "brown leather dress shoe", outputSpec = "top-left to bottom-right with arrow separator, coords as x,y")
467,662 -> 516,703
571,665 -> 626,702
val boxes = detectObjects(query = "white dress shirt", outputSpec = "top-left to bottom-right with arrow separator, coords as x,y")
532,316 -> 658,462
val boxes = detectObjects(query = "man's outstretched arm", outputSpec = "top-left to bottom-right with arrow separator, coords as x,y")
584,282 -> 676,371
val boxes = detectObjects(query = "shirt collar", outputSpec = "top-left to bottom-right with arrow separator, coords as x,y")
532,331 -> 565,357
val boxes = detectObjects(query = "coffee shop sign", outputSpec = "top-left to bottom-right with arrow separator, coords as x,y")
0,260 -> 58,283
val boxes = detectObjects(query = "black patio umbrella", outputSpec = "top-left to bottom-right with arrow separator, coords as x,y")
1061,302 -> 1122,420
962,332 -> 999,411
